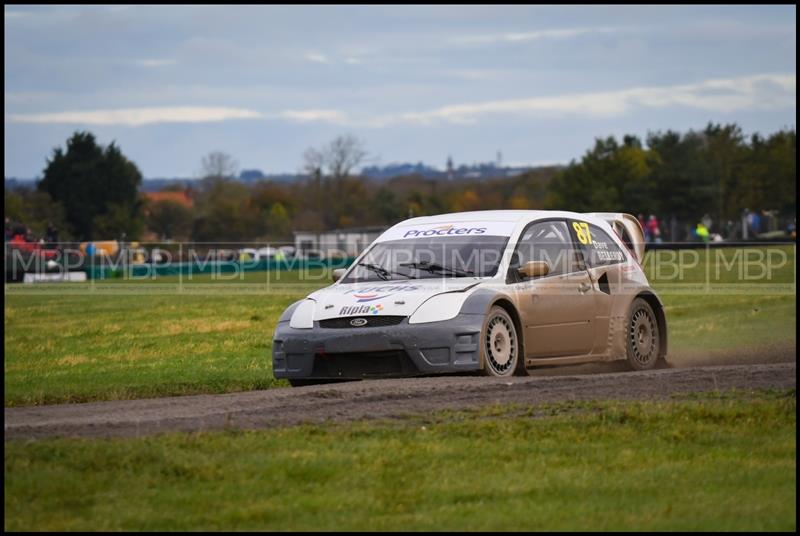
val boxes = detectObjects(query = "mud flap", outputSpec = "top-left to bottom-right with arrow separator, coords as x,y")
607,315 -> 628,360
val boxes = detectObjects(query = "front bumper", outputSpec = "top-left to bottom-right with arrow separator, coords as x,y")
272,314 -> 484,379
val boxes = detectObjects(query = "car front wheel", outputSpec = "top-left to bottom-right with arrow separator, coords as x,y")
482,306 -> 520,377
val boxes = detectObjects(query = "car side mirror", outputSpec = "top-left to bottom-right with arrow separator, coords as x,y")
331,268 -> 347,282
518,260 -> 549,279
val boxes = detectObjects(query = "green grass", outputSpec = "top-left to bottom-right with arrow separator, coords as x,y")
664,294 -> 795,354
4,246 -> 796,406
4,268 -> 325,406
647,245 -> 796,362
4,391 -> 796,531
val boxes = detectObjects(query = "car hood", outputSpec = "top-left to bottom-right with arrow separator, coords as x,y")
308,278 -> 483,320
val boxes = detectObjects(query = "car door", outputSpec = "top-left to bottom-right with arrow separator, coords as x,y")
510,220 -> 595,358
567,219 -> 629,355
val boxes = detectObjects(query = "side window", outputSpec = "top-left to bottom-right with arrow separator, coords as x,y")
569,221 -> 626,267
512,220 -> 581,279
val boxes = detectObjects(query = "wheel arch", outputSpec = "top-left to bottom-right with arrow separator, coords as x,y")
634,291 -> 668,358
493,297 -> 524,348
461,289 -> 525,370
486,298 -> 525,371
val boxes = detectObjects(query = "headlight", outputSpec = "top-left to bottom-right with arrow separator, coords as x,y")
289,299 -> 316,329
408,292 -> 468,324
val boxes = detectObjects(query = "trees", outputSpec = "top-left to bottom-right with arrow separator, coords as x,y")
37,132 -> 143,240
646,129 -> 706,220
15,125 -> 793,244
303,134 -> 367,182
546,137 -> 626,212
92,202 -> 144,241
545,124 -> 796,235
741,130 -> 796,217
191,151 -> 262,242
4,187 -> 70,240
702,123 -> 747,224
265,202 -> 291,239
648,126 -> 741,223
201,151 -> 238,180
192,174 -> 256,242
326,134 -> 367,181
145,200 -> 194,241
301,134 -> 368,228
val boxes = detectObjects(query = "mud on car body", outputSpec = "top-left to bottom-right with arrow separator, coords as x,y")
273,210 -> 667,386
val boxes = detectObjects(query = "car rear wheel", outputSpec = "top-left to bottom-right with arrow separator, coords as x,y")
482,306 -> 520,377
626,298 -> 661,371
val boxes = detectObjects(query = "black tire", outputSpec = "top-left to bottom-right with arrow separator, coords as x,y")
288,378 -> 355,387
288,379 -> 315,387
481,306 -> 520,377
625,298 -> 661,371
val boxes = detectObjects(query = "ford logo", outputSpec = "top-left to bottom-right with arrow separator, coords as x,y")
350,318 -> 368,327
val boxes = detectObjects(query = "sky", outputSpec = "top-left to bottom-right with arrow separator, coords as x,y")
4,5 -> 796,179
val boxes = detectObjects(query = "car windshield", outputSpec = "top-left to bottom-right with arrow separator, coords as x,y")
342,235 -> 509,283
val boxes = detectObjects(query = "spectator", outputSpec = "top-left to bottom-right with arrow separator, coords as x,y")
762,209 -> 777,233
701,213 -> 713,233
646,215 -> 661,244
747,210 -> 761,237
45,222 -> 58,245
694,222 -> 710,243
8,225 -> 39,254
724,220 -> 735,240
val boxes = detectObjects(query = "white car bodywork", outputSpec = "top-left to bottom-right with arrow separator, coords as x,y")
275,209 -> 665,381
289,210 -> 648,328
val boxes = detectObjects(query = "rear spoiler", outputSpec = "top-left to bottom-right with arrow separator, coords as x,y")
585,212 -> 645,263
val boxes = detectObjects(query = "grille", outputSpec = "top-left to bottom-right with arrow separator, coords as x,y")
319,316 -> 405,329
311,350 -> 418,378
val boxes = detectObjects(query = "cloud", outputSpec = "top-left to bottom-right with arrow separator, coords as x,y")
7,106 -> 263,126
279,73 -> 795,127
305,52 -> 330,64
628,74 -> 796,112
135,58 -> 177,68
4,9 -> 29,19
374,73 -> 797,126
6,74 -> 794,129
449,26 -> 622,45
6,105 -> 348,127
277,109 -> 347,123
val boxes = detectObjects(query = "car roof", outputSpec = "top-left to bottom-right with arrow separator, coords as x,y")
372,210 -> 618,245
393,209 -> 604,227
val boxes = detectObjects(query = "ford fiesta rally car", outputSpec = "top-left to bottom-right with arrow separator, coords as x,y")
273,210 -> 667,386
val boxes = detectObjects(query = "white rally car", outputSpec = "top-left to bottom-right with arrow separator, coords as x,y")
272,210 -> 667,386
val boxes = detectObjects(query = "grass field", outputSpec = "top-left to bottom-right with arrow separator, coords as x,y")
4,245 -> 796,406
4,249 -> 796,531
4,390 -> 795,531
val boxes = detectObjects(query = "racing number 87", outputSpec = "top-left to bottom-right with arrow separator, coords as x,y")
572,222 -> 593,245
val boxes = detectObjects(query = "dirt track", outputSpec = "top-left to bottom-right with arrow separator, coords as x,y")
5,361 -> 795,440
